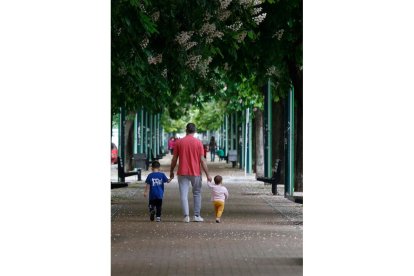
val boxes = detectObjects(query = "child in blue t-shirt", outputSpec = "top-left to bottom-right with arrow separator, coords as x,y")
144,161 -> 171,222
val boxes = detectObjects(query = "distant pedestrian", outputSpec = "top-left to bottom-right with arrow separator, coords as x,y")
203,144 -> 208,159
170,123 -> 212,223
209,136 -> 217,162
217,148 -> 224,162
168,137 -> 176,155
206,175 -> 229,223
144,161 -> 171,222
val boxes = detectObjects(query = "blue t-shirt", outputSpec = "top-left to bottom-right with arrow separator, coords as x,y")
145,172 -> 169,200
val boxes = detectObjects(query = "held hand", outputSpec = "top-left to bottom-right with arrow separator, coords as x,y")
170,172 -> 174,179
207,175 -> 212,182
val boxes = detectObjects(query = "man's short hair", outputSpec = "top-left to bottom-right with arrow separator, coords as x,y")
186,123 -> 196,134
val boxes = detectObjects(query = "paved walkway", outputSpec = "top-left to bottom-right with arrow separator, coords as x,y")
111,155 -> 303,276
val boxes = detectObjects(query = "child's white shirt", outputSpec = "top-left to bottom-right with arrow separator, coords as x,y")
206,182 -> 229,202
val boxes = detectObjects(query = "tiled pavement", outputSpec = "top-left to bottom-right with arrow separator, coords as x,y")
111,155 -> 303,276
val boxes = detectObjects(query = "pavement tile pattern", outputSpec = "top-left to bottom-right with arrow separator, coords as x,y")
111,155 -> 303,276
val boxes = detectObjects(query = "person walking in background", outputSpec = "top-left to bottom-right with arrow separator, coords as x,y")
170,123 -> 212,223
217,148 -> 224,162
144,161 -> 171,222
206,175 -> 229,223
168,137 -> 176,155
208,136 -> 217,162
203,144 -> 208,159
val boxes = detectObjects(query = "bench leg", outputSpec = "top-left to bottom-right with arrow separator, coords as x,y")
272,183 -> 277,195
137,169 -> 142,181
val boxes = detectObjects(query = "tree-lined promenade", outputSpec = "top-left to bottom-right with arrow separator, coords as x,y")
112,0 -> 303,192
111,155 -> 303,275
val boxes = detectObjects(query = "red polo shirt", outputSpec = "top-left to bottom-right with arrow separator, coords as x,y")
174,135 -> 204,176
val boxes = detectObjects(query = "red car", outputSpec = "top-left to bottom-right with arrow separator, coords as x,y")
111,143 -> 118,164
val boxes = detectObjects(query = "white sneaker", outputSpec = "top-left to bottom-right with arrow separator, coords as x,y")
183,216 -> 190,223
193,216 -> 204,222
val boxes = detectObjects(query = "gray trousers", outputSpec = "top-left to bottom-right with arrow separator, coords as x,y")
177,175 -> 202,217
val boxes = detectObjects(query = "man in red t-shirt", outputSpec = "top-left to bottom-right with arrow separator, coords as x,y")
170,123 -> 212,223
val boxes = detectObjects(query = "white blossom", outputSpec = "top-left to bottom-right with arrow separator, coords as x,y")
252,7 -> 262,15
185,55 -> 202,70
139,3 -> 146,13
175,31 -> 198,51
226,21 -> 243,31
130,48 -> 135,57
224,62 -> 230,71
140,37 -> 149,49
238,0 -> 251,6
253,13 -> 267,25
265,66 -> 280,77
204,12 -> 212,21
237,31 -> 247,43
185,41 -> 198,50
200,23 -> 215,36
148,54 -> 163,65
239,0 -> 262,7
220,0 -> 232,9
218,10 -> 232,21
151,11 -> 160,22
199,23 -> 224,43
272,29 -> 284,40
197,57 -> 213,78
161,68 -> 168,78
175,31 -> 195,45
253,0 -> 263,6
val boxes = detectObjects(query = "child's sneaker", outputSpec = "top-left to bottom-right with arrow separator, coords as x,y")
156,217 -> 161,222
216,218 -> 221,223
150,210 -> 155,221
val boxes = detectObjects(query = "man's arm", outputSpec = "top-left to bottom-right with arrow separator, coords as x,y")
170,154 -> 178,179
200,156 -> 212,182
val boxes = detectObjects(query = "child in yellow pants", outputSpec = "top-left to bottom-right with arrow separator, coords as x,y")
206,175 -> 229,223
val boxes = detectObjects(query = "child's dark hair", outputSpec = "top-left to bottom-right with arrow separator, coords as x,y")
151,161 -> 160,168
214,175 -> 222,185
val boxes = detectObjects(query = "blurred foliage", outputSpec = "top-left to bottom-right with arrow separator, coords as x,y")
112,0 -> 302,124
161,99 -> 226,133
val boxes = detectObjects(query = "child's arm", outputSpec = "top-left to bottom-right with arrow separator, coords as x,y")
144,184 -> 150,197
206,181 -> 214,188
224,187 -> 229,200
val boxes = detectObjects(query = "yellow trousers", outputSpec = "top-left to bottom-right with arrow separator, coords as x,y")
213,201 -> 225,218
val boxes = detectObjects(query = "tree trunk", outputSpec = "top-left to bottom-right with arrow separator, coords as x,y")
124,113 -> 135,172
254,108 -> 264,177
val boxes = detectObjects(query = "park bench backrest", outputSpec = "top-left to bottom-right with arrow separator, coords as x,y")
228,150 -> 237,162
134,153 -> 147,169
